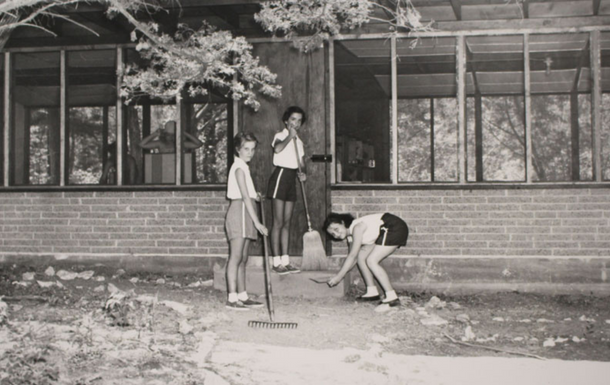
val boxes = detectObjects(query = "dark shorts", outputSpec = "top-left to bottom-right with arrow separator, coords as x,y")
225,200 -> 258,241
375,213 -> 409,247
267,167 -> 298,202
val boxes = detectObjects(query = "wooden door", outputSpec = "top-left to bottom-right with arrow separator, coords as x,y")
242,42 -> 328,257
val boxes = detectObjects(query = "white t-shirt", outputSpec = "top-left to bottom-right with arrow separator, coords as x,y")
226,157 -> 257,199
348,213 -> 385,245
271,129 -> 305,169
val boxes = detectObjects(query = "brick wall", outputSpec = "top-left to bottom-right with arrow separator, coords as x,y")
331,188 -> 610,258
0,191 -> 229,258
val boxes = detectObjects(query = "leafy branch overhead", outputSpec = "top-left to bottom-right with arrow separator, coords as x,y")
256,0 -> 434,52
120,23 -> 281,111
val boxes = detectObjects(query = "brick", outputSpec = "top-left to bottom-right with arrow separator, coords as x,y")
174,190 -> 216,197
42,212 -> 79,218
133,226 -> 171,233
91,205 -> 128,212
128,205 -> 167,212
54,205 -> 92,212
106,219 -> 147,226
387,204 -> 431,212
25,192 -> 63,198
461,227 -> 506,234
398,197 -> 443,204
117,240 -> 156,247
53,247 -> 92,253
93,226 -> 131,233
476,204 -> 521,212
133,191 -> 174,198
118,212 -> 156,219
74,233 -> 110,239
42,239 -> 80,247
561,219 -> 608,227
94,191 -> 134,198
158,198 -> 199,205
558,211 -> 603,218
354,197 -> 398,204
167,248 -> 202,255
5,239 -> 42,246
68,219 -> 108,226
157,240 -> 197,247
334,190 -> 373,197
487,196 -> 533,204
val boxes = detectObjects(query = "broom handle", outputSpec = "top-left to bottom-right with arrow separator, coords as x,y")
293,139 -> 313,231
260,198 -> 275,323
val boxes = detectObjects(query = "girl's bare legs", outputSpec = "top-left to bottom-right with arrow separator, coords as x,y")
356,245 -> 376,287
271,199 -> 294,256
280,200 -> 295,255
236,238 -> 251,294
226,237 -> 246,295
365,245 -> 399,296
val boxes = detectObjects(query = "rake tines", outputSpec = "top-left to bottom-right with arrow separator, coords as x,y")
248,320 -> 298,329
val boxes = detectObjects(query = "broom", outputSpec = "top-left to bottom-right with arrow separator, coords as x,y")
248,198 -> 298,329
294,139 -> 328,271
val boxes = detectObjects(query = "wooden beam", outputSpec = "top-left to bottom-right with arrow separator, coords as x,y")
175,97 -> 183,186
430,98 -> 436,182
329,39 -> 336,184
3,52 -> 9,186
450,0 -> 462,21
475,93 -> 483,182
590,30 -> 602,181
593,0 -> 602,15
391,36 -> 398,184
570,92 -> 580,181
524,34 -> 533,183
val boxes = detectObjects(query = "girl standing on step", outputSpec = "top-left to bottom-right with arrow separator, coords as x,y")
324,212 -> 409,312
225,132 -> 268,311
266,106 -> 307,275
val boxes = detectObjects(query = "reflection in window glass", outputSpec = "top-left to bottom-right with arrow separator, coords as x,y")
530,33 -> 591,182
397,38 -> 457,183
334,39 -> 391,183
67,50 -> 117,185
13,52 -> 60,185
602,32 -> 610,180
466,35 -> 525,182
188,103 -> 228,184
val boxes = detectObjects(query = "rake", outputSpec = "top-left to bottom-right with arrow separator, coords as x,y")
248,198 -> 298,329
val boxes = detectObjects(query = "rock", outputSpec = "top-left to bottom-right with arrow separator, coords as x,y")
518,319 -> 532,323
564,318 -> 572,321
513,337 -> 524,342
456,313 -> 470,324
187,281 -> 201,288
77,271 -> 95,280
107,283 -> 120,293
178,319 -> 194,335
22,272 -> 36,281
94,276 -> 106,282
493,317 -> 504,322
161,300 -> 190,316
130,277 -> 139,283
370,334 -> 390,344
420,314 -> 448,326
344,354 -> 361,363
12,281 -> 30,287
425,296 -> 446,309
555,337 -> 569,343
579,315 -> 596,323
537,318 -> 555,323
37,281 -> 58,288
572,336 -> 585,343
605,320 -> 610,324
543,338 -> 556,347
462,326 -> 476,342
44,267 -> 55,276
528,337 -> 539,345
94,285 -> 106,292
201,279 -> 214,287
156,278 -> 166,284
448,302 -> 462,310
115,269 -> 126,276
57,270 -> 78,280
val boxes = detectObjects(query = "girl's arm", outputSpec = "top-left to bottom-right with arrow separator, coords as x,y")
139,130 -> 161,149
328,223 -> 366,287
235,168 -> 268,236
272,127 -> 297,154
183,131 -> 204,149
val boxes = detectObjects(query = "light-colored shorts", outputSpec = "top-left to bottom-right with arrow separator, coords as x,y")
225,199 -> 258,241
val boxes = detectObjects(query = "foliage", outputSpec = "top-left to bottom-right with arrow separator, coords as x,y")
256,0 -> 434,52
120,23 -> 281,111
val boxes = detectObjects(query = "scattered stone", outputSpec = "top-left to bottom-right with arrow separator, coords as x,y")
94,285 -> 105,292
94,276 -> 106,282
22,272 -> 35,281
579,315 -> 596,323
37,280 -> 58,288
107,283 -> 120,293
471,320 -> 480,325
456,314 -> 470,324
156,278 -> 166,284
420,314 -> 448,326
448,302 -> 462,310
528,337 -> 539,346
476,334 -> 499,343
425,296 -> 446,309
462,325 -> 476,342
518,319 -> 532,323
178,319 -> 194,335
572,336 -> 585,343
136,295 -> 158,305
493,317 -> 504,322
130,277 -> 139,283
187,281 -> 201,288
115,269 -> 126,276
161,300 -> 190,316
555,337 -> 569,343
564,318 -> 572,321
44,267 -> 55,276
77,271 -> 95,280
170,282 -> 182,287
543,338 -> 556,347
57,270 -> 78,280
12,281 -> 30,287
605,320 -> 610,324
0,301 -> 7,325
513,337 -> 524,342
201,279 -> 214,287
537,318 -> 555,323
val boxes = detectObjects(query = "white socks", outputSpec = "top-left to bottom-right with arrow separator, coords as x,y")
229,292 -> 249,303
383,290 -> 398,302
273,255 -> 290,267
363,286 -> 380,298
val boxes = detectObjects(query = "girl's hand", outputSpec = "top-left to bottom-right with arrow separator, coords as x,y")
255,192 -> 262,202
297,172 -> 307,182
288,126 -> 298,139
327,274 -> 342,287
255,222 -> 268,236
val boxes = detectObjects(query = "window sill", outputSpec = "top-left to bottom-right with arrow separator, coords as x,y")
332,181 -> 610,190
0,184 -> 227,193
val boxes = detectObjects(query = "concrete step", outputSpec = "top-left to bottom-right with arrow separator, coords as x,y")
213,265 -> 349,298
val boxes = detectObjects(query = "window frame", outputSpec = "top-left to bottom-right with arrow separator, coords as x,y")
330,27 -> 610,186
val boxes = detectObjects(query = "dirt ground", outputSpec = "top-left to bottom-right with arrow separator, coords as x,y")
1,263 -> 609,384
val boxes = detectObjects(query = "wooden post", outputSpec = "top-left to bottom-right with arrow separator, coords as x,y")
116,47 -> 124,186
430,98 -> 435,182
475,92 -> 483,181
590,30 -> 602,182
329,38 -> 336,184
457,35 -> 467,184
175,97 -> 182,186
570,92 -> 580,181
60,50 -> 66,186
524,33 -> 533,183
4,52 -> 10,187
391,36 -> 398,184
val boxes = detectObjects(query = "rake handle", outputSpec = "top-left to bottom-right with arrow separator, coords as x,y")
260,198 -> 275,323
293,139 -> 313,231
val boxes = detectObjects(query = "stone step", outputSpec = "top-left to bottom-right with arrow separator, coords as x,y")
213,265 -> 349,298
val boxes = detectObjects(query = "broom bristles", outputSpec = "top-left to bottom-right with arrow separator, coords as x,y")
301,229 -> 328,271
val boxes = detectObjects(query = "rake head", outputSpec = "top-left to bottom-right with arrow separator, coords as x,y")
248,320 -> 298,329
